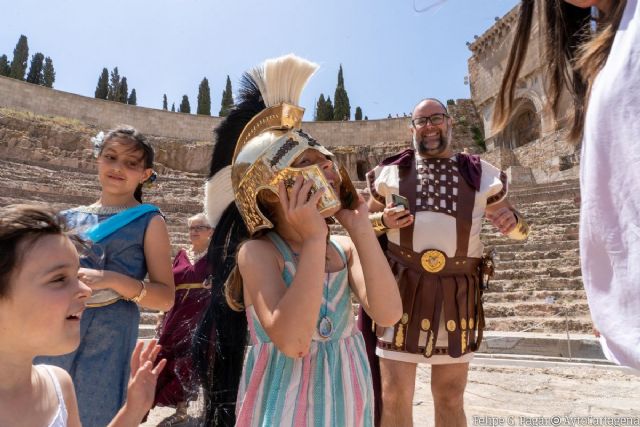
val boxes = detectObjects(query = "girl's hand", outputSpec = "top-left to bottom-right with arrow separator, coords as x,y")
123,340 -> 167,418
278,177 -> 327,241
77,268 -> 112,290
334,195 -> 371,234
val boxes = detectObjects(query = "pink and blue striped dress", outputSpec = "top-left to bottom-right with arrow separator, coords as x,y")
236,232 -> 374,427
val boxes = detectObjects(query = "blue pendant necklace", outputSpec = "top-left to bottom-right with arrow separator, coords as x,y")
318,271 -> 333,339
288,240 -> 334,339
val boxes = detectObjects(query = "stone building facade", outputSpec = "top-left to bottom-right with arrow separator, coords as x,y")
467,1 -> 580,183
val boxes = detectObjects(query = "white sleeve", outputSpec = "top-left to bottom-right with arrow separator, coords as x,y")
481,160 -> 507,206
366,165 -> 398,205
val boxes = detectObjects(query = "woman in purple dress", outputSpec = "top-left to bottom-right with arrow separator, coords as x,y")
153,213 -> 214,426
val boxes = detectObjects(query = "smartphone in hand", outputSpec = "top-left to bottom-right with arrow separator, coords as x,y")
391,193 -> 410,212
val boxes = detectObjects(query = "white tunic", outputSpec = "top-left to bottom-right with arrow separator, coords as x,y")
370,153 -> 504,364
580,0 -> 640,370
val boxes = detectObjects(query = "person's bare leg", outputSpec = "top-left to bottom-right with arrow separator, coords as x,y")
379,358 -> 418,427
431,363 -> 469,427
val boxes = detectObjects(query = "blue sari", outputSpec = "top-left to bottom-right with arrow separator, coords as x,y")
36,204 -> 161,427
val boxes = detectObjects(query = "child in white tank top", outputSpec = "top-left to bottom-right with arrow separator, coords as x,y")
0,205 -> 167,427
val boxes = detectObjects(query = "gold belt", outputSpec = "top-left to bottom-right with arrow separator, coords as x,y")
387,243 -> 481,275
175,283 -> 206,291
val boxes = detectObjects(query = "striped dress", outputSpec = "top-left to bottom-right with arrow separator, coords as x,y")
236,232 -> 374,427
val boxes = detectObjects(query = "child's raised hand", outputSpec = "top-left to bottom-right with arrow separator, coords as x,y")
334,194 -> 371,233
124,340 -> 166,418
278,177 -> 327,240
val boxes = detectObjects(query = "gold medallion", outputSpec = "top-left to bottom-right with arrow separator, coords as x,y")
469,318 -> 475,330
421,318 -> 431,331
446,320 -> 456,332
401,313 -> 409,324
420,250 -> 446,273
460,318 -> 467,330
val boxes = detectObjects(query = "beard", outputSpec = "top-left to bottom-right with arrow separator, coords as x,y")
413,126 -> 452,158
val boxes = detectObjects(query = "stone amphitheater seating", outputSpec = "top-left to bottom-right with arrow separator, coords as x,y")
0,157 -> 589,338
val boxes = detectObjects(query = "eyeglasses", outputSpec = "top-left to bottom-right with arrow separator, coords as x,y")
189,225 -> 211,232
411,113 -> 448,129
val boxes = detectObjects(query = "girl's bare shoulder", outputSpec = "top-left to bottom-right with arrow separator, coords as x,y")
331,235 -> 353,260
237,237 -> 282,266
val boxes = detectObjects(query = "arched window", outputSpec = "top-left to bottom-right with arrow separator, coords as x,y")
356,160 -> 368,181
510,99 -> 540,148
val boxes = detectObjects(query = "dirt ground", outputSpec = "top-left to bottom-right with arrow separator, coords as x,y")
143,360 -> 640,426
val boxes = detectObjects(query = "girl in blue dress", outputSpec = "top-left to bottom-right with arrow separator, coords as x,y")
37,126 -> 175,427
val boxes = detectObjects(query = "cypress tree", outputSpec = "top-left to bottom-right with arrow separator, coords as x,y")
9,35 -> 29,80
171,102 -> 175,112
163,94 -> 168,110
325,96 -> 334,121
0,55 -> 10,76
128,88 -> 137,105
197,77 -> 211,115
179,95 -> 191,113
355,106 -> 363,121
117,76 -> 128,103
333,65 -> 351,120
95,68 -> 109,99
219,75 -> 234,117
42,57 -> 55,88
315,94 -> 326,120
108,67 -> 121,101
26,53 -> 44,85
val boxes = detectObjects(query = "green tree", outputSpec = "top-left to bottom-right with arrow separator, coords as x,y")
162,94 -> 168,110
128,88 -> 137,105
315,94 -> 326,120
108,67 -> 121,101
364,116 -> 369,120
9,35 -> 29,80
117,76 -> 128,103
171,102 -> 175,112
197,77 -> 211,115
355,106 -> 363,121
179,95 -> 191,113
325,96 -> 334,121
26,53 -> 44,84
333,65 -> 351,120
219,75 -> 234,117
42,57 -> 55,88
95,68 -> 109,99
0,55 -> 10,76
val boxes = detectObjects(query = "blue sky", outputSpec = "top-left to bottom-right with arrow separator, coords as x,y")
1,0 -> 518,120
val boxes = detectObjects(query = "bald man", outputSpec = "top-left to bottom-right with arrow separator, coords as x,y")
363,98 -> 529,427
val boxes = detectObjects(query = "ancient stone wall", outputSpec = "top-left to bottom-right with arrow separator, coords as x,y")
481,130 -> 579,183
1,76 -> 489,178
0,76 -> 413,149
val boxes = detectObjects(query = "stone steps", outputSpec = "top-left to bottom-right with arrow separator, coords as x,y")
487,277 -> 584,292
486,315 -> 592,333
483,300 -> 589,318
492,257 -> 580,271
495,248 -> 579,261
492,266 -> 582,280
483,289 -> 585,303
0,155 -> 593,336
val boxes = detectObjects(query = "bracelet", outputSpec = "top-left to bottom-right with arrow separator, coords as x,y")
129,280 -> 147,303
369,211 -> 389,232
507,210 -> 530,241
